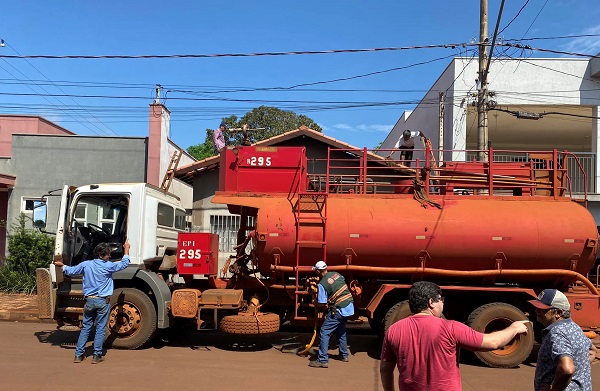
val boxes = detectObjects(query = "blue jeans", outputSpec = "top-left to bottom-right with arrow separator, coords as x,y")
75,297 -> 110,357
317,310 -> 349,363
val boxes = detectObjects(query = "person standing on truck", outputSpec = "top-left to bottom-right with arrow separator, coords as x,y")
53,240 -> 130,364
379,281 -> 530,391
309,261 -> 354,368
212,122 -> 227,155
386,129 -> 425,167
528,289 -> 596,391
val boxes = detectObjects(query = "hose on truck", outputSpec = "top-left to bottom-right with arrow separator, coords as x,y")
297,306 -> 318,356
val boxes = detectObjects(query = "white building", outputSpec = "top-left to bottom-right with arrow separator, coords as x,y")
379,56 -> 600,221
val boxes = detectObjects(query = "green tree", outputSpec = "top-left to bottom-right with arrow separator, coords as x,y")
6,213 -> 54,274
186,107 -> 322,160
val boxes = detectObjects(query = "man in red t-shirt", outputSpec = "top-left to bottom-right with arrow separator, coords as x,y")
380,281 -> 530,391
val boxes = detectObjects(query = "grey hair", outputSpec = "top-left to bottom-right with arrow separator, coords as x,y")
560,309 -> 571,319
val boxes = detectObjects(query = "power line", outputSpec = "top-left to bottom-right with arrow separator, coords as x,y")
498,0 -> 530,35
504,33 -> 600,42
0,43 -> 478,60
1,40 -> 119,136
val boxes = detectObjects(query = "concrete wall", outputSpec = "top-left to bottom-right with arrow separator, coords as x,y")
380,58 -> 600,161
7,134 -> 147,236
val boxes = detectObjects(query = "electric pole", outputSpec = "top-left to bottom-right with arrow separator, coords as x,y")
477,0 -> 489,163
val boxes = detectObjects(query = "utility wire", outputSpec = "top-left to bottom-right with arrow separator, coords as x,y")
521,0 -> 549,39
498,0 -> 530,35
0,43 -> 477,59
2,40 -> 119,136
495,42 -> 599,58
504,33 -> 600,42
0,62 -> 107,136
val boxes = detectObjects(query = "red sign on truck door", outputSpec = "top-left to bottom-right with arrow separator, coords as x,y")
177,233 -> 219,275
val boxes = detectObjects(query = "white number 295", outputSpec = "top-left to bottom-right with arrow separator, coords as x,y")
179,249 -> 202,259
248,156 -> 272,166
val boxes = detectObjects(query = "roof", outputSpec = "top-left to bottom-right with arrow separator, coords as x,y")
0,114 -> 76,135
175,126 -> 389,184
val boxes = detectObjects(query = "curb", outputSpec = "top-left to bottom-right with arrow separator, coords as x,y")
0,310 -> 54,323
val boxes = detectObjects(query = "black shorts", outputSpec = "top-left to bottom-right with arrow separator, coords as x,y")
399,146 -> 414,160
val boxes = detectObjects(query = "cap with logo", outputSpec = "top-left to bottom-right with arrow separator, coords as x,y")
219,122 -> 228,129
527,289 -> 570,311
313,261 -> 327,271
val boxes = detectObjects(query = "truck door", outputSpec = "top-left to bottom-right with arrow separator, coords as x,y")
51,185 -> 73,283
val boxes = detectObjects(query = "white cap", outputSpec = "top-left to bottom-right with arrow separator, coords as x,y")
313,261 -> 327,271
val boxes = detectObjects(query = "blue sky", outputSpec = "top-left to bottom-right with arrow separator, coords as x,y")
1,1 -> 599,150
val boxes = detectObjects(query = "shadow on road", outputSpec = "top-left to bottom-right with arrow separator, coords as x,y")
34,328 -> 80,351
148,321 -> 383,361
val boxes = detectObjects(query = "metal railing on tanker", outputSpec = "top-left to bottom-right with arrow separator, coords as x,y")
304,146 -> 591,201
466,151 -> 596,195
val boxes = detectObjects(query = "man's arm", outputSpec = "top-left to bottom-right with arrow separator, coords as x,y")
52,260 -> 84,276
551,356 -> 576,391
479,320 -> 530,350
379,361 -> 396,391
107,240 -> 131,272
314,284 -> 327,307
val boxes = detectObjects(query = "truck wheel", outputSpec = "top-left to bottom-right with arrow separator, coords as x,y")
381,300 -> 412,338
467,302 -> 534,368
106,288 -> 157,349
220,312 -> 280,334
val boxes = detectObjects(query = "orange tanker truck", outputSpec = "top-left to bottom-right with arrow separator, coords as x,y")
38,144 -> 600,368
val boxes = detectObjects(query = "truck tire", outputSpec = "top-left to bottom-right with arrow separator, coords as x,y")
106,288 -> 157,349
381,300 -> 412,338
467,302 -> 534,368
220,312 -> 280,334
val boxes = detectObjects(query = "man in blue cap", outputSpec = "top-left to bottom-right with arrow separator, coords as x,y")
309,260 -> 354,368
529,289 -> 596,390
213,122 -> 227,155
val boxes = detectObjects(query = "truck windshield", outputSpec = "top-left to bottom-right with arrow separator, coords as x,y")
69,194 -> 129,264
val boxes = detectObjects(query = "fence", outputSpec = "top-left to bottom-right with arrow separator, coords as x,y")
209,215 -> 256,252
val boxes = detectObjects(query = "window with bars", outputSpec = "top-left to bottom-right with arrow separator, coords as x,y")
210,215 -> 255,252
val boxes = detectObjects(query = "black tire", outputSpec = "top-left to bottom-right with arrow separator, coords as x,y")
105,288 -> 157,349
381,300 -> 412,338
467,302 -> 534,368
220,312 -> 280,335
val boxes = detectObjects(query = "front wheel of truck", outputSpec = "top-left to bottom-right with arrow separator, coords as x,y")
105,288 -> 157,349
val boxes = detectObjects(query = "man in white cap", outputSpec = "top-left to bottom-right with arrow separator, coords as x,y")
528,289 -> 596,391
309,260 -> 354,368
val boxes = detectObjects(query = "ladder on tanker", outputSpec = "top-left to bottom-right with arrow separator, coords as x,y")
160,149 -> 183,192
293,191 -> 328,320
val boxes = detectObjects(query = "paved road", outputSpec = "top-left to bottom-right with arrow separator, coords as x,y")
1,321 -> 598,391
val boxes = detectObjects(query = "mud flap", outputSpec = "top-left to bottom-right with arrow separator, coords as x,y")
35,268 -> 54,319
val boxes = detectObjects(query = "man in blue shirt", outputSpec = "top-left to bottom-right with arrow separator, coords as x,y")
309,261 -> 355,368
529,289 -> 596,390
53,240 -> 130,364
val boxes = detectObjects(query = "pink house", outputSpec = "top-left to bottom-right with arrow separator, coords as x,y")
0,115 -> 75,256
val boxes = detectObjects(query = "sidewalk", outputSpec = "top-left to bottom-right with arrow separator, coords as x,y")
0,292 -> 49,322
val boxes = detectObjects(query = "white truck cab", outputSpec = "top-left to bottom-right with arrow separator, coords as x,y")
42,183 -> 187,349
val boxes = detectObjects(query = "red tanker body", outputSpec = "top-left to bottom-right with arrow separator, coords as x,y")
218,195 -> 597,283
210,144 -> 600,368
